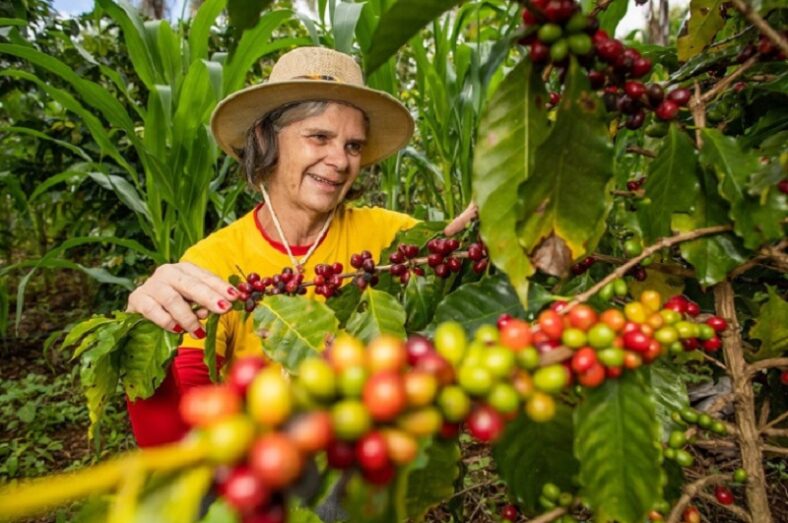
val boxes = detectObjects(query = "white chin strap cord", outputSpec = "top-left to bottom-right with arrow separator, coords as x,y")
259,182 -> 335,271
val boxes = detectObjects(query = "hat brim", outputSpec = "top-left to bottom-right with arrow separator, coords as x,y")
211,80 -> 414,167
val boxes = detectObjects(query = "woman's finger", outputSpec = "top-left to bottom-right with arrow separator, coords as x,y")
179,262 -> 241,301
444,202 -> 478,237
127,293 -> 177,332
150,285 -> 205,336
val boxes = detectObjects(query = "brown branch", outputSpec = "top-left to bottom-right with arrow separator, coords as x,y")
697,350 -> 728,371
763,428 -> 788,437
761,444 -> 788,456
567,225 -> 732,308
761,410 -> 788,433
527,507 -> 568,523
730,239 -> 788,278
729,0 -> 788,57
697,492 -> 753,523
747,357 -> 788,378
591,253 -> 696,278
666,474 -> 730,523
625,145 -> 657,158
591,0 -> 616,16
715,281 -> 774,523
610,189 -> 644,198
691,81 -> 706,148
697,56 -> 759,106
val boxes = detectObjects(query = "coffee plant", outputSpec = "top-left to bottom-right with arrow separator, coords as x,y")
1,0 -> 786,522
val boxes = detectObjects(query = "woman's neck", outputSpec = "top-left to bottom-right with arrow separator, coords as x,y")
256,192 -> 331,247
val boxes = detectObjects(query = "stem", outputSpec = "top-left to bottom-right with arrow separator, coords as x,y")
591,253 -> 696,278
529,507 -> 568,523
697,492 -> 753,523
696,56 -> 759,105
0,440 -> 207,520
567,225 -> 732,308
666,473 -> 730,523
714,281 -> 773,523
747,357 -> 788,378
625,145 -> 657,158
761,410 -> 788,433
729,0 -> 788,57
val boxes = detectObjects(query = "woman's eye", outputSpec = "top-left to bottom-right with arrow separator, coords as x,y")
311,134 -> 328,142
346,142 -> 363,155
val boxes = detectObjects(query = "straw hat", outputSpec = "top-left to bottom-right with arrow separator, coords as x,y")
211,47 -> 414,167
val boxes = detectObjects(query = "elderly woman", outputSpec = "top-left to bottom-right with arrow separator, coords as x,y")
125,47 -> 472,446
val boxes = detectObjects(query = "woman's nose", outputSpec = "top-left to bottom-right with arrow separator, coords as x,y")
324,142 -> 349,171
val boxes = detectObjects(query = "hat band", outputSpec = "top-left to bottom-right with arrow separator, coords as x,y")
293,74 -> 342,82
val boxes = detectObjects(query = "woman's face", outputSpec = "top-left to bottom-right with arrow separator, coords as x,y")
269,103 -> 367,215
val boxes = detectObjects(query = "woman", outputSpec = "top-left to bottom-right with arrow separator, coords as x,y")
125,47 -> 473,446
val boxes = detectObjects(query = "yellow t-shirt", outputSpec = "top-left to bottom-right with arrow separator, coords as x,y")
180,204 -> 418,359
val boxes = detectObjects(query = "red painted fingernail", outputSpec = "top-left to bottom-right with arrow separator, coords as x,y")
218,300 -> 230,310
173,324 -> 183,333
194,327 -> 206,339
227,287 -> 239,297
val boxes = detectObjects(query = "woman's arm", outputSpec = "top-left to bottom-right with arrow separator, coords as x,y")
127,262 -> 238,338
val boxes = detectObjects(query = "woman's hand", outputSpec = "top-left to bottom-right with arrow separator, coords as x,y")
443,201 -> 478,237
126,262 -> 239,337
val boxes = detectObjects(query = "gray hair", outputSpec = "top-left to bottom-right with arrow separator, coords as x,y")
239,101 -> 370,199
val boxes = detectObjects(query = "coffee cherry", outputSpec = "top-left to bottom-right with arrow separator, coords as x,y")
221,465 -> 270,514
538,23 -> 563,43
568,33 -> 592,55
655,100 -> 679,121
522,8 -> 538,25
624,81 -> 647,99
466,404 -> 505,442
427,253 -> 444,267
631,57 -> 652,78
682,506 -> 701,523
472,259 -> 489,273
549,91 -> 561,106
667,88 -> 691,106
626,110 -> 646,130
714,485 -> 734,505
596,38 -> 624,63
389,251 -> 405,264
778,179 -> 788,194
550,39 -> 569,62
733,468 -> 748,483
736,43 -> 756,63
781,370 -> 788,386
326,440 -> 355,469
501,504 -> 518,521
350,253 -> 363,268
468,242 -> 485,261
588,70 -> 605,89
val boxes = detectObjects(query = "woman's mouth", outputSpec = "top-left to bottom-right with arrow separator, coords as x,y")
307,173 -> 343,189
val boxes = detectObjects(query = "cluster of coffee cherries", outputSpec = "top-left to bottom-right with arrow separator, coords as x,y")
664,408 -> 727,469
602,80 -> 691,129
235,269 -> 306,312
570,255 -> 596,275
519,0 -> 597,65
388,243 -> 425,284
312,263 -> 345,298
661,295 -> 727,353
737,33 -> 787,63
349,250 -> 380,290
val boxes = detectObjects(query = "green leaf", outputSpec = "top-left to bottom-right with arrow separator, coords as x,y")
647,361 -> 690,439
638,124 -> 699,244
750,286 -> 788,360
677,0 -> 725,62
574,370 -> 662,523
474,58 -> 547,305
670,168 -> 747,287
134,466 -> 214,523
189,0 -> 228,62
405,438 -> 461,519
700,129 -> 787,249
429,275 -> 545,336
326,284 -> 363,327
227,0 -> 275,40
494,405 -> 579,512
62,315 -> 117,353
363,0 -> 463,74
204,313 -> 221,383
516,59 -> 614,263
120,320 -> 179,401
253,295 -> 339,372
333,1 -> 365,54
346,288 -> 407,343
404,276 -> 444,332
597,0 -> 629,35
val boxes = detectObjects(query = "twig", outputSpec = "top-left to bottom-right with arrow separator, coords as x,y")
591,0 -> 616,16
761,444 -> 788,456
715,281 -> 773,523
729,0 -> 788,57
690,81 -> 705,148
697,350 -> 728,371
567,225 -> 732,308
762,428 -> 788,437
591,253 -> 696,278
730,239 -> 788,278
610,189 -> 644,197
761,410 -> 788,432
696,56 -> 759,106
450,478 -> 500,499
697,492 -> 753,523
625,145 -> 657,158
747,357 -> 788,378
527,507 -> 568,523
666,474 -> 730,523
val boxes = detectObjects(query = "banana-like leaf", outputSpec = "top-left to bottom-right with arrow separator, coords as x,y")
363,0 -> 463,75
189,0 -> 228,63
574,370 -> 662,523
474,58 -> 548,305
254,295 -> 339,373
346,288 -> 407,343
97,0 -> 158,89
